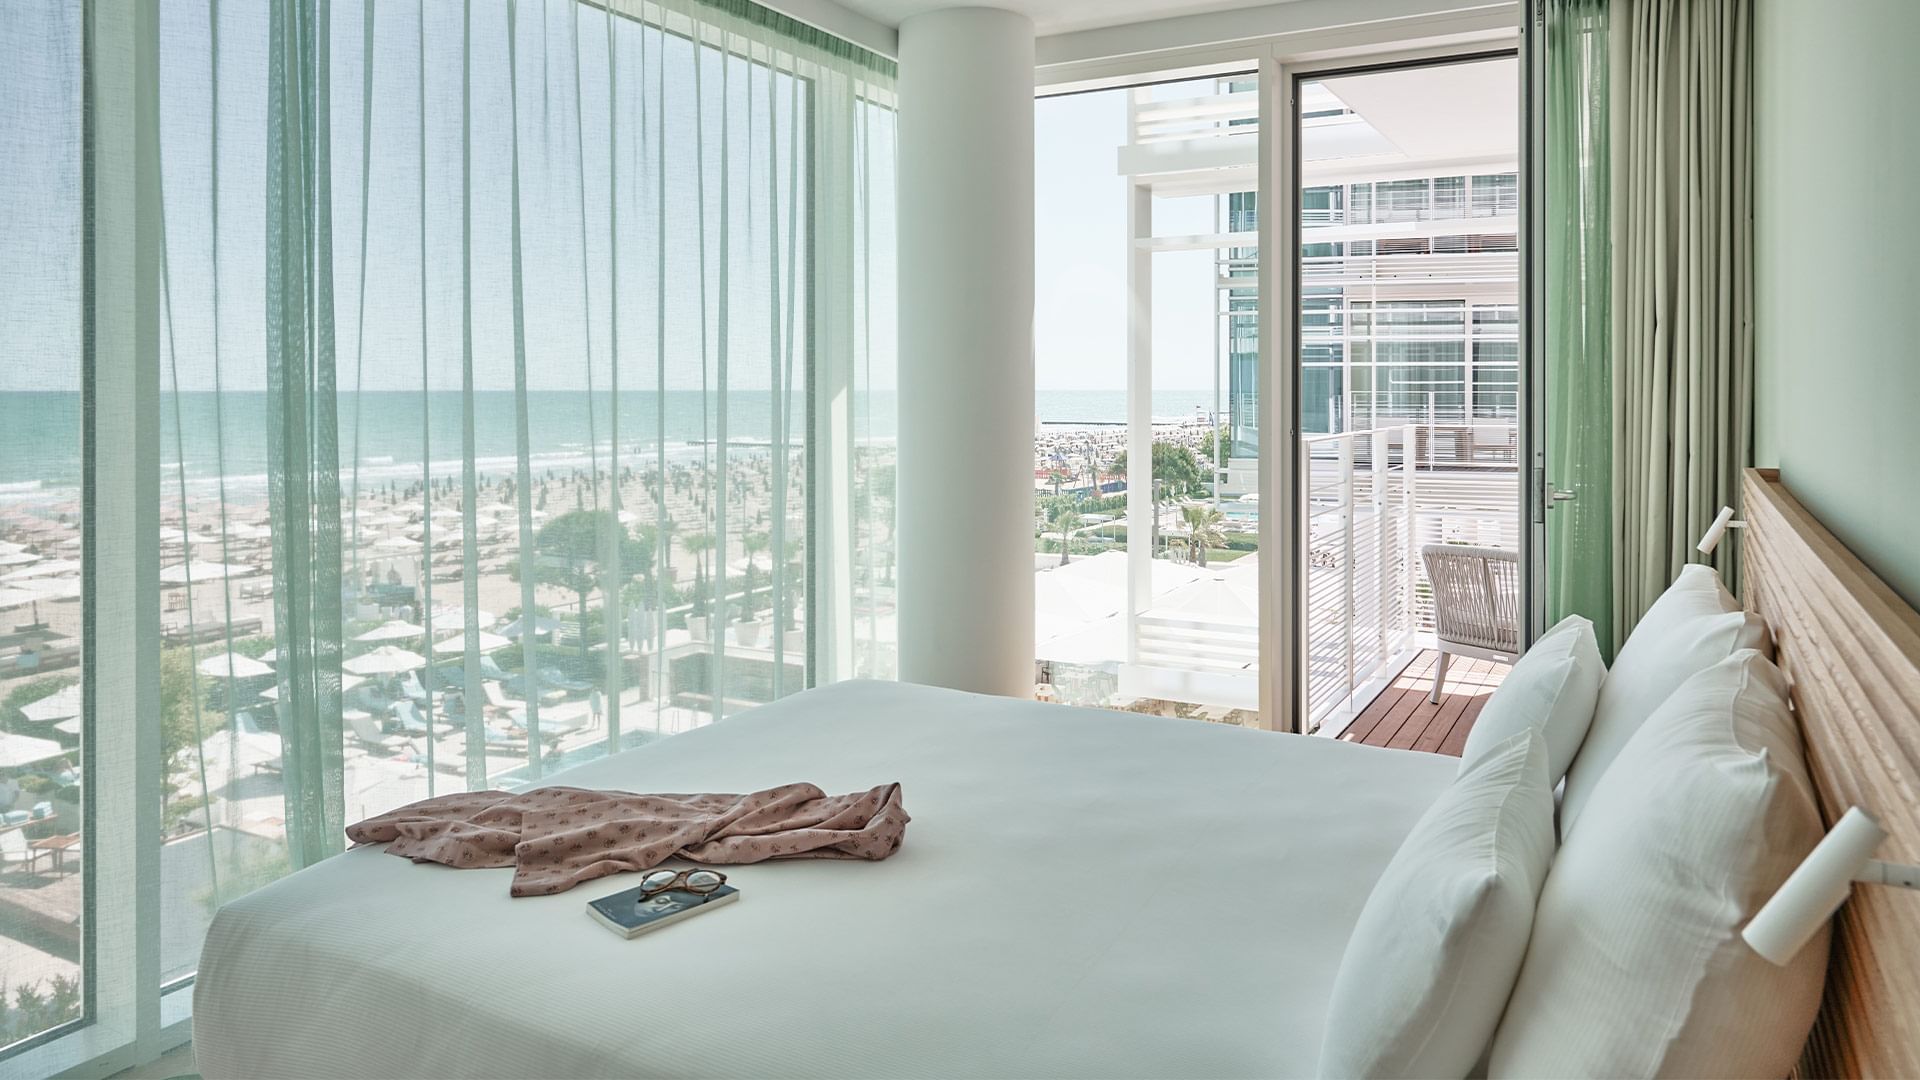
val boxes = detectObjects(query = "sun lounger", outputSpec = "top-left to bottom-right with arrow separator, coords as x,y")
346,709 -> 411,754
0,829 -> 45,874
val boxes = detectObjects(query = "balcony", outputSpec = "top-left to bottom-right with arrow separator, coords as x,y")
1035,419 -> 1518,733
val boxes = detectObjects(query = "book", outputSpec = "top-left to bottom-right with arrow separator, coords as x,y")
586,880 -> 740,939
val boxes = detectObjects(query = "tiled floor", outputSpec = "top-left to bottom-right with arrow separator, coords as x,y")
1337,649 -> 1511,756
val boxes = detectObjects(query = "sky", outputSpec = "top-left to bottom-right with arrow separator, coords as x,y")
1034,86 -> 1225,393
0,0 -> 895,397
0,2 -> 1217,399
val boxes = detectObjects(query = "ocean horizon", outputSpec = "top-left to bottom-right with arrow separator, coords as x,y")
0,388 -> 1220,492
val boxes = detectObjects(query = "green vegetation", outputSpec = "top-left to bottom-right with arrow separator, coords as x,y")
1111,441 -> 1207,551
1205,423 -> 1233,464
1180,503 -> 1227,567
0,674 -> 77,735
159,647 -> 217,809
1111,440 -> 1206,499
511,509 -> 654,665
0,976 -> 81,1047
1046,503 -> 1082,567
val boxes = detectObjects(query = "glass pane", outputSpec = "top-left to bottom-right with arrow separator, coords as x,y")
141,0 -> 897,992
0,0 -> 87,1049
154,0 -> 288,986
1301,57 -> 1520,732
1034,74 -> 1260,723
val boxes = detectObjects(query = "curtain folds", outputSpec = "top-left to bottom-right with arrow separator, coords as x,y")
1607,0 -> 1754,641
149,0 -> 897,978
1543,0 -> 1614,656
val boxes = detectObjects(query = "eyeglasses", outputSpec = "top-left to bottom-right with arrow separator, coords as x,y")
637,868 -> 726,898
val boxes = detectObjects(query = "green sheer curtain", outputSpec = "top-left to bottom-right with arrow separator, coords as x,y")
146,0 -> 896,987
1609,0 -> 1754,641
1543,0 -> 1614,656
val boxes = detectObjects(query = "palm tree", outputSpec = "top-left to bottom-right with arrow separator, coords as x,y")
1049,503 -> 1083,567
742,530 -> 770,581
1181,503 -> 1226,567
682,531 -> 715,582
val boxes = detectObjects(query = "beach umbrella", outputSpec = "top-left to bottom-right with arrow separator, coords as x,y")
0,552 -> 39,567
432,630 -> 511,655
197,652 -> 274,679
429,604 -> 497,628
355,620 -> 425,643
499,615 -> 560,640
22,577 -> 79,601
429,507 -> 464,521
0,578 -> 74,624
20,684 -> 81,724
160,560 -> 253,584
0,733 -> 67,769
343,645 -> 427,676
0,587 -> 49,612
2,559 -> 79,581
195,728 -> 283,775
258,673 -> 365,700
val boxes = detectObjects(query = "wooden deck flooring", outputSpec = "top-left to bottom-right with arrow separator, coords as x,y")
1337,650 -> 1511,756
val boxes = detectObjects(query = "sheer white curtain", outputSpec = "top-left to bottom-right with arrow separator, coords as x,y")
0,0 -> 896,1066
161,0 -> 897,957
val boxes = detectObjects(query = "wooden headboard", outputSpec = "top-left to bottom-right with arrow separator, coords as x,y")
1740,468 -> 1920,1078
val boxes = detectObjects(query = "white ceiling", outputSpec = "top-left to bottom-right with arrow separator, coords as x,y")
833,0 -> 1307,36
1319,58 -> 1519,161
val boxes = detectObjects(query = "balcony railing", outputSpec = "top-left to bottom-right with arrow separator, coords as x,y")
1304,426 -> 1420,728
1303,418 -> 1521,730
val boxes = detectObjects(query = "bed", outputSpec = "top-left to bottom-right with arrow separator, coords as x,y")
195,469 -> 1920,1079
193,679 -> 1459,1079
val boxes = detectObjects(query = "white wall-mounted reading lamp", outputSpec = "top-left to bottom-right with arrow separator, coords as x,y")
1697,505 -> 1747,556
1744,807 -> 1920,965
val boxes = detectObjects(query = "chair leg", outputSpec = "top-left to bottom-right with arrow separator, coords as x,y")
1429,650 -> 1450,705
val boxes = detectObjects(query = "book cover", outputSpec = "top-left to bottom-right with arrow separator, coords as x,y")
587,881 -> 740,939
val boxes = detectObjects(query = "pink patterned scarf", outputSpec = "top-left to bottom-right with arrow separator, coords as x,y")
346,782 -> 909,896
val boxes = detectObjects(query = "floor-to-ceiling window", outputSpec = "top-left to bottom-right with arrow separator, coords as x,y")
0,1 -> 86,1052
0,0 -> 894,1071
1033,71 -> 1264,723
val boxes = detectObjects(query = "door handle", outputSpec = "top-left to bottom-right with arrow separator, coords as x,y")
1532,469 -> 1577,522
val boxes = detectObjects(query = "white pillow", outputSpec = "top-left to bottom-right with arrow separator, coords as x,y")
1318,729 -> 1555,1080
1459,614 -> 1603,785
1487,651 -> 1825,1080
1559,564 -> 1768,837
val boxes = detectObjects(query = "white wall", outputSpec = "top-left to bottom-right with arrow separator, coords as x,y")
1753,0 -> 1920,605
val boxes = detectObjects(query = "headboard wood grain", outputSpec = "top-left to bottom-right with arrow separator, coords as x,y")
1740,468 -> 1920,1079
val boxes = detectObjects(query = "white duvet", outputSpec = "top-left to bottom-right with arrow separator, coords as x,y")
193,680 -> 1456,1079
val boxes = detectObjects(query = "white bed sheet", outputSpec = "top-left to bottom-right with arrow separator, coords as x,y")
193,680 -> 1457,1079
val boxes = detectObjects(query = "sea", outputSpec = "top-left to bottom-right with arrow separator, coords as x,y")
0,388 -> 1218,495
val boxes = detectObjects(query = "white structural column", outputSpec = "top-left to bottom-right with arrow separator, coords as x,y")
896,7 -> 1036,696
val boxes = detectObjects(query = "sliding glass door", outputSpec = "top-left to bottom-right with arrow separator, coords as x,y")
1292,54 -> 1525,738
